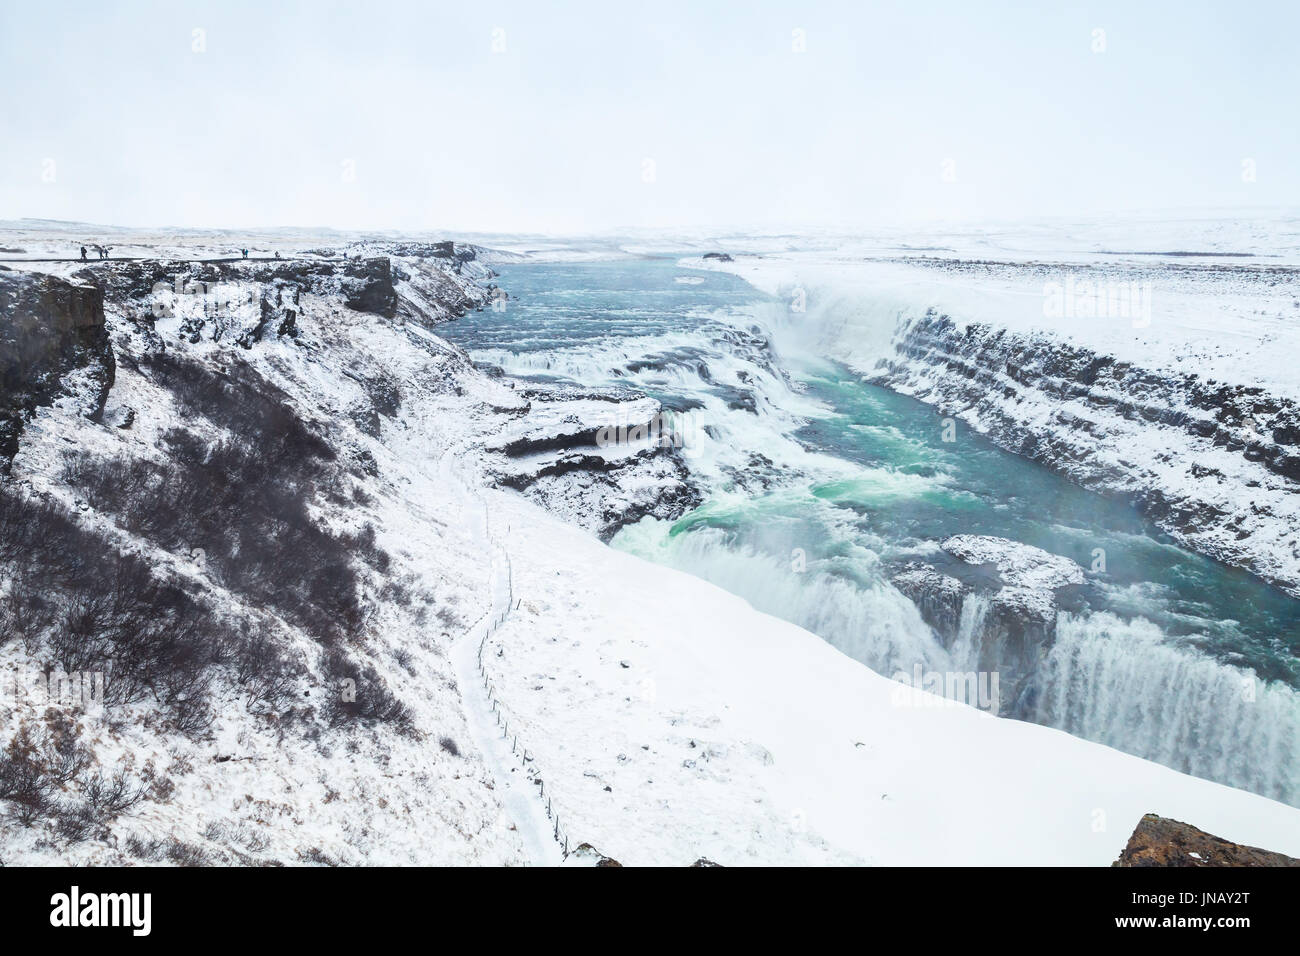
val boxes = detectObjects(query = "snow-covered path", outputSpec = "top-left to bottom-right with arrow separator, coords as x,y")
450,633 -> 561,866
443,457 -> 562,867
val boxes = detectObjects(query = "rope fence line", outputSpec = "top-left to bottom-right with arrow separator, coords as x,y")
458,475 -> 574,861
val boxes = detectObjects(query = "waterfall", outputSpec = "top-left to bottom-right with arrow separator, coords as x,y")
1035,612 -> 1300,805
949,593 -> 992,672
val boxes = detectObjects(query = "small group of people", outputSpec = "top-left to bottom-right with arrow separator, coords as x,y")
79,245 -> 108,261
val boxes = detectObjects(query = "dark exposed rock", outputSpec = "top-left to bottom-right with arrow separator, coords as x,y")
889,538 -> 1087,716
568,843 -> 723,866
339,257 -> 398,316
569,843 -> 623,867
513,381 -> 644,404
380,240 -> 480,270
891,564 -> 968,639
495,452 -> 621,488
702,252 -> 733,262
87,256 -> 400,323
1113,814 -> 1300,867
493,445 -> 702,541
498,425 -> 616,459
478,385 -> 704,540
0,271 -> 114,469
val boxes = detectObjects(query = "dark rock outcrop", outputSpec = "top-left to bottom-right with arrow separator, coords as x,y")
889,538 -> 1088,716
491,442 -> 702,542
0,271 -> 114,468
1114,814 -> 1300,867
891,564 -> 968,640
569,843 -> 623,867
483,386 -> 704,540
338,257 -> 398,317
89,256 -> 399,323
382,240 -> 480,272
568,843 -> 724,866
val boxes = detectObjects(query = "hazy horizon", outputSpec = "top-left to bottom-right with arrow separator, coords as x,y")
3,0 -> 1297,234
6,205 -> 1300,243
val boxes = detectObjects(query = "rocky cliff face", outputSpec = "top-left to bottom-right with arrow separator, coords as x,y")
0,270 -> 114,469
2,248 -> 676,537
84,256 -> 404,345
874,310 -> 1300,597
0,243 -> 534,866
477,382 -> 703,541
1114,813 -> 1300,866
890,536 -> 1087,715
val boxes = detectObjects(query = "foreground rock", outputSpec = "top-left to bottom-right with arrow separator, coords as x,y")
566,843 -> 624,867
1114,814 -> 1300,867
564,843 -> 723,867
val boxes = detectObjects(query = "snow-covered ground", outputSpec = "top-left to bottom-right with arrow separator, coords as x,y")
695,252 -> 1300,402
474,482 -> 1300,865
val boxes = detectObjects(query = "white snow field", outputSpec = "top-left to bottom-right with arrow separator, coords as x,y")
472,482 -> 1300,866
695,246 -> 1300,402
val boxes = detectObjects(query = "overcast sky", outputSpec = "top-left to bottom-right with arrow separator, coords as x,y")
1,0 -> 1296,233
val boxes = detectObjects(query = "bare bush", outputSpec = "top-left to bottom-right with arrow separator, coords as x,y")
63,423 -> 367,649
0,713 -> 92,827
138,351 -> 334,463
58,768 -> 149,841
321,648 -> 415,735
0,484 -> 222,731
165,840 -> 211,866
230,629 -> 302,714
